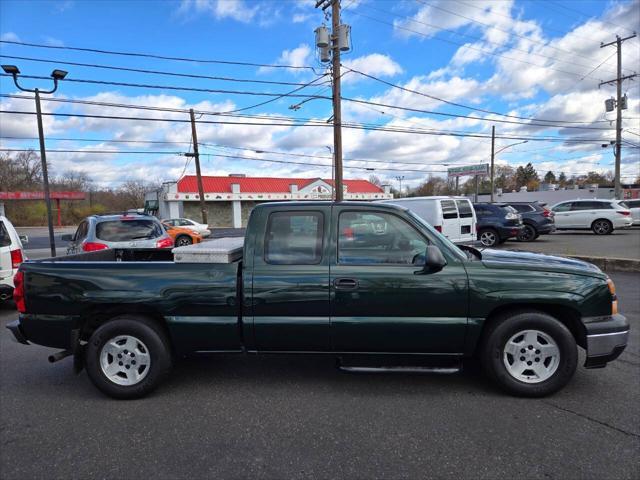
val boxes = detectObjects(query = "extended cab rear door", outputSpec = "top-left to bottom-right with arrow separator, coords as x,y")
250,205 -> 331,351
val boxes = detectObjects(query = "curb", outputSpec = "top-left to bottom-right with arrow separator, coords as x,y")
565,255 -> 640,273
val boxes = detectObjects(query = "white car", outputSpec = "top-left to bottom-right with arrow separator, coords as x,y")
0,216 -> 28,301
620,199 -> 640,226
162,218 -> 211,237
379,196 -> 477,244
550,199 -> 633,234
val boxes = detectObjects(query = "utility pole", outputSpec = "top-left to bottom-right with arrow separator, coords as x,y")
330,0 -> 344,202
395,175 -> 404,197
599,33 -> 637,200
2,64 -> 67,257
315,0 -> 349,202
188,108 -> 208,226
489,125 -> 496,203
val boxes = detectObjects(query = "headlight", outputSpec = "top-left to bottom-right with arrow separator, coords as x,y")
505,212 -> 518,220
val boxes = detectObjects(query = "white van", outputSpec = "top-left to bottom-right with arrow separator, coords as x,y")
379,196 -> 477,244
0,216 -> 27,302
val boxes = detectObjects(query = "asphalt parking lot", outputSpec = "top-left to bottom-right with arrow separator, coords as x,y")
1,272 -> 638,479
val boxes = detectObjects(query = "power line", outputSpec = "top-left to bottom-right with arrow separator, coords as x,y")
547,1 -> 636,35
0,39 -> 317,70
0,73 -> 331,100
0,109 -> 613,143
0,54 -> 316,87
344,66 -> 615,126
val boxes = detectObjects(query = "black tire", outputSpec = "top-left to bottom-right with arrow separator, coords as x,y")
591,219 -> 613,235
480,311 -> 577,397
175,235 -> 193,247
85,315 -> 172,399
478,228 -> 499,247
517,224 -> 537,242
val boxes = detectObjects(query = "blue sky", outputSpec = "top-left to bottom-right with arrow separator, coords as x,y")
1,0 -> 639,189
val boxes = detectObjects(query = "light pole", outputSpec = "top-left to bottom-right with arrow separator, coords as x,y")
2,65 -> 68,257
395,175 -> 405,198
490,139 -> 528,202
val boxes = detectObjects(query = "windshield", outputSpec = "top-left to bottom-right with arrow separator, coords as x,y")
406,210 -> 467,261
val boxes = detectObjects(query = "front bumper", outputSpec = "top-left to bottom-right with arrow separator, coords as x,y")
584,314 -> 629,368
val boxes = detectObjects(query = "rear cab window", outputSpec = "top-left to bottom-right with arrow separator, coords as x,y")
96,220 -> 163,242
265,211 -> 324,265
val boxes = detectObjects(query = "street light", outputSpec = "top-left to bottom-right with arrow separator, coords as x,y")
395,175 -> 405,198
2,64 -> 68,257
490,139 -> 528,202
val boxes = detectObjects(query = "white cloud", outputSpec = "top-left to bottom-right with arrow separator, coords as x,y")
259,43 -> 312,75
342,54 -> 403,83
0,32 -> 20,42
177,0 -> 258,23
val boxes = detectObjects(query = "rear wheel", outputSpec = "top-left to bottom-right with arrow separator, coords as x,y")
85,315 -> 172,399
592,219 -> 613,235
517,224 -> 537,242
481,311 -> 577,397
175,235 -> 193,247
478,228 -> 499,247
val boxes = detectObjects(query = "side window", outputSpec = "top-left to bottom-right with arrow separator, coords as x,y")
441,200 -> 458,219
179,219 -> 191,226
474,205 -> 488,217
265,211 -> 323,265
553,203 -> 571,212
629,200 -> 640,208
338,211 -> 428,266
456,200 -> 473,218
510,204 -> 530,213
571,202 -> 594,211
75,222 -> 88,242
0,221 -> 10,247
594,201 -> 613,209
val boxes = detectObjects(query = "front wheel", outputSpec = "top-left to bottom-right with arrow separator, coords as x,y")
85,315 -> 172,399
175,235 -> 193,247
592,219 -> 613,235
481,311 -> 577,397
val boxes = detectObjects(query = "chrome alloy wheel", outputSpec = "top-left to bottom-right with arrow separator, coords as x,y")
100,335 -> 151,386
480,230 -> 497,247
503,330 -> 560,383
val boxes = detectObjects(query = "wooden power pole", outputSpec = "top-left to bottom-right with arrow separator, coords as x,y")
188,108 -> 208,225
599,33 -> 637,200
330,0 -> 344,202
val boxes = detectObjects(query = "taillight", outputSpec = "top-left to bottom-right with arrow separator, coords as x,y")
82,241 -> 109,252
607,278 -> 618,315
156,237 -> 174,249
13,270 -> 26,313
10,249 -> 23,269
434,225 -> 442,233
542,209 -> 553,217
617,211 -> 630,216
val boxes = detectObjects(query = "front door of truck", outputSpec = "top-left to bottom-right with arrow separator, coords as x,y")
330,207 -> 468,354
251,207 -> 331,351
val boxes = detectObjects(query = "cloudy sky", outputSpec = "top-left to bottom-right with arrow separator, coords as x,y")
1,0 -> 639,189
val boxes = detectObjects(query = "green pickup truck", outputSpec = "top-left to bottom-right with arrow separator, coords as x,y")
8,202 -> 629,399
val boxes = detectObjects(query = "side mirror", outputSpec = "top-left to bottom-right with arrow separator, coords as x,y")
19,234 -> 29,244
61,234 -> 73,242
415,245 -> 447,275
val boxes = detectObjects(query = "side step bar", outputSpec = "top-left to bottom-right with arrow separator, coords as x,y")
339,365 -> 460,374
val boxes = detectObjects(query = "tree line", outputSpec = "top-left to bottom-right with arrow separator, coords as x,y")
0,151 -> 161,226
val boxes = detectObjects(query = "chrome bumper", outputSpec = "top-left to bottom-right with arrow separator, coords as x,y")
584,314 -> 629,368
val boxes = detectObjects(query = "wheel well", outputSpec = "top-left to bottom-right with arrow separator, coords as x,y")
176,234 -> 191,242
591,218 -> 612,226
481,303 -> 586,349
79,305 -> 172,348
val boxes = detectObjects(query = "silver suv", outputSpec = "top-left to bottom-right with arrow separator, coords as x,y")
62,213 -> 173,254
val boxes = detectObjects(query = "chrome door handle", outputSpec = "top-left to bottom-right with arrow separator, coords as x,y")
334,278 -> 359,290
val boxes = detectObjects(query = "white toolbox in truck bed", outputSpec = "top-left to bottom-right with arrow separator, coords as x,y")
172,237 -> 244,263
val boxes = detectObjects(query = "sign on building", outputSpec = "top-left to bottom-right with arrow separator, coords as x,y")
447,164 -> 489,177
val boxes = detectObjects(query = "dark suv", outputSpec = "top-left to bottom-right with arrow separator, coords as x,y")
473,203 -> 523,247
505,202 -> 556,242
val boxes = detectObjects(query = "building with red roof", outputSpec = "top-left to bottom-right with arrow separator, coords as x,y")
150,175 -> 392,228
